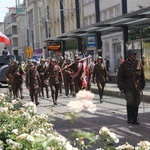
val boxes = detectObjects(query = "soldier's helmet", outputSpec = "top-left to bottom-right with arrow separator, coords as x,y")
127,49 -> 137,57
74,55 -> 80,60
97,56 -> 103,60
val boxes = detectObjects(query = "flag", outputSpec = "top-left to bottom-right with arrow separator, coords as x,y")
0,32 -> 11,45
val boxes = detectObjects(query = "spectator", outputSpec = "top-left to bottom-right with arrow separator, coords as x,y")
2,47 -> 10,56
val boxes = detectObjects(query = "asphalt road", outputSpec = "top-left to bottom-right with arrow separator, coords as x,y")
1,84 -> 150,149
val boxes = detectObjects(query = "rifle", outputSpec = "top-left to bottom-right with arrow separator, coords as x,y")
61,56 -> 91,71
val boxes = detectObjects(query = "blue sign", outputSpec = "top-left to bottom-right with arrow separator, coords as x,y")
86,35 -> 96,50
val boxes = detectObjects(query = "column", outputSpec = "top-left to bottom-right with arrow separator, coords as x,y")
121,0 -> 128,59
59,0 -> 65,33
96,32 -> 102,56
94,0 -> 100,22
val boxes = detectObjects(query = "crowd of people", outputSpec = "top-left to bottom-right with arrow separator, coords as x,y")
4,49 -> 146,125
4,55 -> 109,106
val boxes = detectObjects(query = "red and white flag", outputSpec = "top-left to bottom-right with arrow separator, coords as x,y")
0,32 -> 11,45
81,56 -> 91,90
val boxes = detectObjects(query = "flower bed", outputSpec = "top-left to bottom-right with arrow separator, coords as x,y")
0,91 -> 150,150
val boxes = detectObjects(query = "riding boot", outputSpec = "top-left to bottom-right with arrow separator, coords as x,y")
20,91 -> 24,99
132,106 -> 140,125
41,88 -> 44,98
35,94 -> 39,106
127,105 -> 133,124
31,95 -> 34,103
46,87 -> 49,98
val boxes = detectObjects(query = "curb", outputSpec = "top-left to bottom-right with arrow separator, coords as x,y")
91,87 -> 150,103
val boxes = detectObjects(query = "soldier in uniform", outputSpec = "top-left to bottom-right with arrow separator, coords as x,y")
58,56 -> 65,96
37,59 -> 49,98
26,63 -> 41,106
71,56 -> 83,95
10,61 -> 25,99
117,49 -> 145,125
62,58 -> 73,97
93,56 -> 108,103
44,58 -> 63,105
5,61 -> 15,98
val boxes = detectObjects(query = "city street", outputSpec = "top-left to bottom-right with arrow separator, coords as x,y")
0,84 -> 150,149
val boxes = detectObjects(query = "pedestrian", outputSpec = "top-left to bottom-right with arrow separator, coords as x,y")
26,63 -> 41,106
58,56 -> 65,96
9,61 -> 25,99
117,49 -> 145,125
93,56 -> 108,102
62,58 -> 73,97
37,59 -> 49,98
2,47 -> 10,56
71,55 -> 83,96
105,57 -> 110,71
44,58 -> 63,105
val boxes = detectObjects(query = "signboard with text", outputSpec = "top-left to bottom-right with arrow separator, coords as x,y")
48,42 -> 61,51
86,35 -> 96,50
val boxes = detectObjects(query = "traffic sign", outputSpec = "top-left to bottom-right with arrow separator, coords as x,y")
25,46 -> 33,58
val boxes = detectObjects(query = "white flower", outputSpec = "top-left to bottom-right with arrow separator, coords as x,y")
109,132 -> 119,143
23,102 -> 37,113
11,100 -> 19,104
135,141 -> 150,150
16,133 -> 28,140
12,129 -> 19,135
26,135 -> 35,142
76,90 -> 94,101
67,100 -> 84,113
0,93 -> 5,99
81,100 -> 97,113
0,107 -> 8,112
99,126 -> 110,135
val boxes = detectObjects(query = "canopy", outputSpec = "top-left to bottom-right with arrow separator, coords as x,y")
0,32 -> 10,45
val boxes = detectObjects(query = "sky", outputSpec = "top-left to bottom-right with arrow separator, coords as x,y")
0,0 -> 23,22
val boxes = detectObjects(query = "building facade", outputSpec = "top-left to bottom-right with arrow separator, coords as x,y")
4,7 -> 18,55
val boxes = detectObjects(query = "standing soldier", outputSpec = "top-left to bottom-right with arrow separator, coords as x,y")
5,61 -> 15,98
62,58 -> 73,97
37,59 -> 49,98
26,63 -> 41,106
117,49 -> 145,125
10,61 -> 25,99
58,56 -> 65,96
93,56 -> 108,103
71,56 -> 83,96
44,58 -> 63,105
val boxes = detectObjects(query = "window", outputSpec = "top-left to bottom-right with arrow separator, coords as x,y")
115,6 -> 120,17
89,16 -> 92,25
103,10 -> 107,21
109,8 -> 114,19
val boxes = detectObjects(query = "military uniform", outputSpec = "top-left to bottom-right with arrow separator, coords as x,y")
58,57 -> 64,96
44,59 -> 63,105
117,49 -> 145,125
37,60 -> 49,98
93,57 -> 108,102
71,56 -> 83,95
26,63 -> 41,106
62,59 -> 73,97
10,61 -> 24,99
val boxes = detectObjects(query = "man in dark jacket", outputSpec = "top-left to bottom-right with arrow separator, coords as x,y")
26,63 -> 41,106
37,59 -> 49,98
44,58 -> 63,105
117,49 -> 145,125
93,56 -> 108,103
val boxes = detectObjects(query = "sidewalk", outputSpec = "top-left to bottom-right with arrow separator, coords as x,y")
91,81 -> 150,102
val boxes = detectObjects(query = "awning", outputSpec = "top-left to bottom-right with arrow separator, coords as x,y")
45,6 -> 150,42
